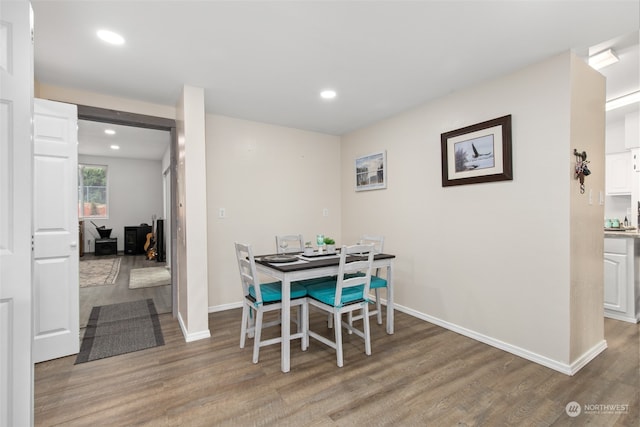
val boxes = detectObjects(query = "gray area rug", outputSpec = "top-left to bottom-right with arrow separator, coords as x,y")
79,258 -> 121,287
129,266 -> 171,289
75,299 -> 164,364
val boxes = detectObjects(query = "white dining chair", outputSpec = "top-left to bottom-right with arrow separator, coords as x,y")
275,233 -> 332,285
305,243 -> 375,367
275,234 -> 304,254
330,235 -> 387,331
353,234 -> 387,325
235,242 -> 308,363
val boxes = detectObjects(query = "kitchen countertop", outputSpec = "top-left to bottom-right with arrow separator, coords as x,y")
604,228 -> 640,238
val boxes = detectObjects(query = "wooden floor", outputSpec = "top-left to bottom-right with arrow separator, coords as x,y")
35,309 -> 638,426
79,253 -> 171,328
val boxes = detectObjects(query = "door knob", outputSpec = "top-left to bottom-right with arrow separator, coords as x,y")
70,241 -> 78,247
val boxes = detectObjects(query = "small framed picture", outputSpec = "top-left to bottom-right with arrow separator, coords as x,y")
355,151 -> 387,191
441,115 -> 513,187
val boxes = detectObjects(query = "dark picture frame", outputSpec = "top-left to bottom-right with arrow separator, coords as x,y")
441,115 -> 512,187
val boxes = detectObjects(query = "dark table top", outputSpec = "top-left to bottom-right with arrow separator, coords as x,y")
254,252 -> 395,272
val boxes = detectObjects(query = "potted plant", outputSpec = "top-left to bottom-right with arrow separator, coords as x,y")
304,241 -> 314,255
324,237 -> 336,254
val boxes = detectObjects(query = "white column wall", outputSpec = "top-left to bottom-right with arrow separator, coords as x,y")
175,85 -> 210,340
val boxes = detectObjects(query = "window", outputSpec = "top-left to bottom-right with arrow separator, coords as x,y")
78,164 -> 108,218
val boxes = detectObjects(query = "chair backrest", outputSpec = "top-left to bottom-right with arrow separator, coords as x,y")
234,242 -> 264,303
275,234 -> 304,254
359,235 -> 384,275
334,243 -> 375,306
359,235 -> 384,253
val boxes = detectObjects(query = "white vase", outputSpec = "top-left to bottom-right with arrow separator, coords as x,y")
326,244 -> 336,254
304,247 -> 314,255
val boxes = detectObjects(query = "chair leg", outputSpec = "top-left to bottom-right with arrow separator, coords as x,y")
240,303 -> 249,348
347,311 -> 354,334
301,302 -> 309,351
334,311 -> 344,367
296,305 -> 302,333
363,305 -> 371,356
252,309 -> 264,364
247,307 -> 256,338
375,289 -> 383,325
327,313 -> 333,329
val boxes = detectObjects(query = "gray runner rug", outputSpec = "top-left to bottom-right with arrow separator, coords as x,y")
75,299 -> 164,364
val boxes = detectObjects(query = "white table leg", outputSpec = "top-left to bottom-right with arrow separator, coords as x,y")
386,263 -> 394,334
281,277 -> 291,372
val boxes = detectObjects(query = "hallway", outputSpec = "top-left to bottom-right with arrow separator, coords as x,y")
79,253 -> 171,329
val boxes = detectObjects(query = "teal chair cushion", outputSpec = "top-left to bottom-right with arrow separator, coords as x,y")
295,276 -> 335,288
248,281 -> 307,303
306,280 -> 365,307
345,273 -> 387,289
370,276 -> 387,289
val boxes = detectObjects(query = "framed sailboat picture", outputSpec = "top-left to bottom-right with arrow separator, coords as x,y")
441,115 -> 512,187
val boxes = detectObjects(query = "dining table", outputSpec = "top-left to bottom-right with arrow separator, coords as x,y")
254,251 -> 396,373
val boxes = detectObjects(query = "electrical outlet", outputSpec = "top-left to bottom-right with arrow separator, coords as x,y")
219,208 -> 226,218
323,208 -> 329,217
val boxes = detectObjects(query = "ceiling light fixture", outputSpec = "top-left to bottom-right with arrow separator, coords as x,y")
588,48 -> 619,70
320,89 -> 337,100
97,29 -> 125,46
104,129 -> 116,135
110,145 -> 120,150
606,91 -> 640,111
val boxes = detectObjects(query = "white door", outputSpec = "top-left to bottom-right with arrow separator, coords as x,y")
0,1 -> 34,425
32,98 -> 79,363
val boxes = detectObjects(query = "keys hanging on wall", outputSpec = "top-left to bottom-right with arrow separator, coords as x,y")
574,149 -> 590,194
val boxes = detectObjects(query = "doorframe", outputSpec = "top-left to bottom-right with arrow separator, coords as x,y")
77,105 -> 178,317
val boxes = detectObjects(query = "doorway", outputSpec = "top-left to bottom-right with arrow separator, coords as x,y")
77,105 -> 178,320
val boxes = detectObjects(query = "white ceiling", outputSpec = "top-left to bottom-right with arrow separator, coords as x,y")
77,120 -> 170,161
32,1 -> 639,158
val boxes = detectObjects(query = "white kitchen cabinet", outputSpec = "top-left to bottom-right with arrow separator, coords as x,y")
604,237 -> 640,323
624,111 -> 639,149
605,152 -> 632,195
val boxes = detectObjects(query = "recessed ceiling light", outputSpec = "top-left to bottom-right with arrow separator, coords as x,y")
320,89 -> 337,100
588,48 -> 619,70
104,129 -> 116,135
97,29 -> 125,46
110,145 -> 120,150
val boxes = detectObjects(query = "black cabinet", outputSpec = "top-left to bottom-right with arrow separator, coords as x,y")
95,238 -> 117,256
124,225 -> 152,254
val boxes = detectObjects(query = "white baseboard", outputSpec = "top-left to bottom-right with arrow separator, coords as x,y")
604,311 -> 639,324
568,339 -> 608,375
209,297 -> 608,375
177,311 -> 211,342
387,299 -> 608,376
209,302 -> 242,313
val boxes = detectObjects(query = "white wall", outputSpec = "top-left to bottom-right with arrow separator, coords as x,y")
340,51 -> 605,373
36,82 -> 175,119
79,154 -> 163,252
175,85 -> 210,341
205,114 -> 341,308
